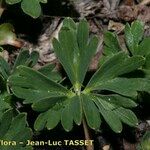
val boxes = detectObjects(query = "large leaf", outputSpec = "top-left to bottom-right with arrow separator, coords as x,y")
87,52 -> 145,89
8,66 -> 69,104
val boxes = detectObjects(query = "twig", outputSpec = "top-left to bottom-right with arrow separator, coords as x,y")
83,118 -> 94,150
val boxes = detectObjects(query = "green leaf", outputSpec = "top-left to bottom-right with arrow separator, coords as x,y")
53,29 -> 77,85
0,110 -> 32,150
46,109 -> 61,130
70,96 -> 82,125
0,93 -> 11,119
87,52 -> 145,89
39,0 -> 47,3
8,66 -> 69,104
21,0 -> 41,18
144,53 -> 150,70
53,18 -> 99,86
96,94 -> 137,108
137,37 -> 150,56
82,94 -> 101,130
96,78 -> 150,97
114,107 -> 138,127
104,31 -> 122,55
0,110 -> 14,138
125,20 -> 144,54
94,98 -> 122,133
79,35 -> 99,84
5,0 -> 21,4
63,17 -> 76,30
0,56 -> 10,80
13,50 -> 39,70
32,96 -> 67,112
137,131 -> 150,150
61,103 -> 73,132
77,19 -> 89,51
34,107 -> 62,131
34,113 -> 47,131
38,64 -> 62,82
92,95 -> 116,110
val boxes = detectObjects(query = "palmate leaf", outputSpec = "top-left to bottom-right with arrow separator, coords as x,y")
8,18 -> 149,134
0,109 -> 33,150
53,18 -> 99,87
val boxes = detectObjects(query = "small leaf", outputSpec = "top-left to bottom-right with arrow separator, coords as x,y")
34,113 -> 47,131
63,18 -> 76,30
125,20 -> 144,54
114,107 -> 138,127
5,0 -> 21,4
97,94 -> 137,108
82,94 -> 101,130
137,37 -> 150,56
38,64 -> 62,82
32,96 -> 66,112
46,109 -> 61,130
77,19 -> 89,51
70,96 -> 82,125
104,31 -> 122,55
0,109 -> 14,138
0,56 -> 10,80
94,99 -> 122,133
39,0 -> 47,3
61,103 -> 73,132
79,35 -> 99,84
21,0 -> 41,18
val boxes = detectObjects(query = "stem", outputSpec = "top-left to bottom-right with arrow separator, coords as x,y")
83,118 -> 94,150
